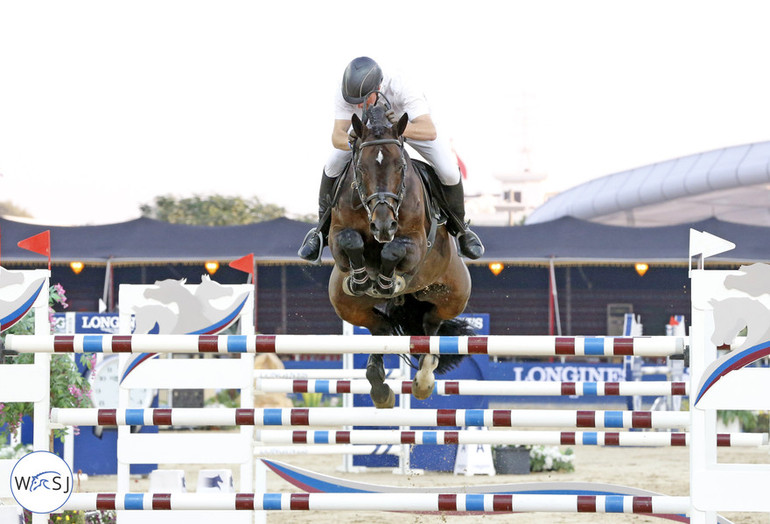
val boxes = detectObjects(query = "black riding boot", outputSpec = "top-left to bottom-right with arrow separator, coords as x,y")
442,180 -> 485,259
298,172 -> 336,264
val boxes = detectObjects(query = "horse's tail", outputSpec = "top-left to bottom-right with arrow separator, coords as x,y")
383,294 -> 475,375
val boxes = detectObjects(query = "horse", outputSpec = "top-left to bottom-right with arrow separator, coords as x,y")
327,100 -> 473,409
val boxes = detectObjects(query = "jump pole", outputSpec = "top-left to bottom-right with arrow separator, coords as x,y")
252,429 -> 765,447
256,378 -> 690,397
61,492 -> 691,514
50,407 -> 691,429
4,334 -> 686,357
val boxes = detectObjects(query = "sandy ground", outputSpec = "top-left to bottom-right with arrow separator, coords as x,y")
66,433 -> 770,524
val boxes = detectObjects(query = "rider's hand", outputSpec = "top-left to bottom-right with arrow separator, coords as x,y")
385,109 -> 399,125
348,129 -> 358,149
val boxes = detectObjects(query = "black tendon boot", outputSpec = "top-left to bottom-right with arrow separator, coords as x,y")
298,172 -> 336,264
442,180 -> 485,259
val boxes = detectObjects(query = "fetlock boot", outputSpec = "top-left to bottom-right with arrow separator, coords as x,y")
442,180 -> 485,259
298,172 -> 336,264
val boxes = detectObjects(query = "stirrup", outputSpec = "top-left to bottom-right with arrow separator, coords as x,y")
298,228 -> 324,265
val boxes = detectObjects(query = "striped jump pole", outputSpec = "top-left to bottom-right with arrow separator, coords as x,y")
61,492 -> 691,514
255,429 -> 767,447
256,378 -> 690,397
50,407 -> 691,429
4,334 -> 686,357
254,444 -> 401,456
60,492 -> 692,514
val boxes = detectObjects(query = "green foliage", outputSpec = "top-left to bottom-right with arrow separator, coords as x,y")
529,445 -> 575,473
140,194 -> 287,226
0,200 -> 32,218
0,285 -> 93,443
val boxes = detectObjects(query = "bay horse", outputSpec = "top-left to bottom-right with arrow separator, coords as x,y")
327,100 -> 473,409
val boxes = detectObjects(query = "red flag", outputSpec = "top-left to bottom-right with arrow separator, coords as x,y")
18,230 -> 51,270
229,253 -> 254,276
452,146 -> 468,180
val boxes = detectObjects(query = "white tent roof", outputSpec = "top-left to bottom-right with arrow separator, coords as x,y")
526,141 -> 770,227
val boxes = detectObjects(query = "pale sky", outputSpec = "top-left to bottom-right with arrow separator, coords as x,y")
1,0 -> 769,225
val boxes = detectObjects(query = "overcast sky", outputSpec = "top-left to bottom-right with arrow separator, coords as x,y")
1,0 -> 769,225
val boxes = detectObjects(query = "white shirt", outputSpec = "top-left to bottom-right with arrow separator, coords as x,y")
333,71 -> 431,122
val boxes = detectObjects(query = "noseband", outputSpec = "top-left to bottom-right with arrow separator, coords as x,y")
352,137 -> 408,223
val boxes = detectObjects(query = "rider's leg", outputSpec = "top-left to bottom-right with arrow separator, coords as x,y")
298,150 -> 351,263
408,137 -> 485,259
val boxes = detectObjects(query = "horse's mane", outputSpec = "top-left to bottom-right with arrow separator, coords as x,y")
365,104 -> 390,138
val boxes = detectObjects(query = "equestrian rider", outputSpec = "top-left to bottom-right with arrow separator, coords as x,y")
298,56 -> 485,263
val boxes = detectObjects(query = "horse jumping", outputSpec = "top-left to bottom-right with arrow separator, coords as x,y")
327,100 -> 472,408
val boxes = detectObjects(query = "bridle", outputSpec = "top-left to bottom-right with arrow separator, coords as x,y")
352,136 -> 407,223
350,98 -> 408,223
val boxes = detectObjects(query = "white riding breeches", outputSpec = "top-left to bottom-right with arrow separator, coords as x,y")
324,134 -> 461,186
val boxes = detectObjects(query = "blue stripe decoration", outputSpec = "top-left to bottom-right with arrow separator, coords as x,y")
423,431 -> 438,444
464,410 -> 485,426
124,493 -> 145,510
583,432 -> 598,445
262,409 -> 283,426
314,431 -> 330,444
316,380 -> 330,394
584,338 -> 605,356
584,382 -> 597,395
226,335 -> 248,353
465,494 -> 485,511
604,411 -> 624,428
262,459 -> 368,494
83,335 -> 104,353
0,280 -> 45,327
262,493 -> 283,510
438,337 -> 459,354
695,341 -> 770,404
605,495 -> 625,513
190,296 -> 248,335
125,409 -> 145,426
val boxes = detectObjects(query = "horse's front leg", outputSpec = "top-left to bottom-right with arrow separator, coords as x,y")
374,238 -> 408,296
334,228 -> 372,296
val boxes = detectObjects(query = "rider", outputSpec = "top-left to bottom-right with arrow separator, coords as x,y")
298,56 -> 485,263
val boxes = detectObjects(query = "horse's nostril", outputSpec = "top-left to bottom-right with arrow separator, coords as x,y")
369,223 -> 377,233
389,221 -> 397,232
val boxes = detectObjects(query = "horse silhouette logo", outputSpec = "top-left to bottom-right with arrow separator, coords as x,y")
0,268 -> 47,332
695,263 -> 770,404
132,275 -> 249,335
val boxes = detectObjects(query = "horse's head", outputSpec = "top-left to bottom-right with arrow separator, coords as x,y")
351,104 -> 410,243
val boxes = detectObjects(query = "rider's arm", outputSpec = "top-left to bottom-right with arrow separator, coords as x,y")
402,114 -> 437,142
332,119 -> 353,150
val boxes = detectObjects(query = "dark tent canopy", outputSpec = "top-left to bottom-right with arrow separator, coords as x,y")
0,216 -> 766,267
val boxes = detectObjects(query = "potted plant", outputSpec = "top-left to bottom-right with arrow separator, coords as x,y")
492,445 -> 532,474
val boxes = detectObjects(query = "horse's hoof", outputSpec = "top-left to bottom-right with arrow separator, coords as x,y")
370,384 -> 396,409
413,355 -> 439,400
342,275 -> 370,297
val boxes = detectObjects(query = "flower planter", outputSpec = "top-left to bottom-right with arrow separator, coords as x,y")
492,447 -> 530,475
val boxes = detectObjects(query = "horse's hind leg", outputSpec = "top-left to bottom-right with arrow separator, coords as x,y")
366,353 -> 396,408
412,307 -> 443,400
413,354 -> 439,400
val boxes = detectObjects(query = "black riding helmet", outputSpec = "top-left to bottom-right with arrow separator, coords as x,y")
341,57 -> 383,104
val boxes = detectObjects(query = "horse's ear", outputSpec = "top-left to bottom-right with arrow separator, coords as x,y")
352,114 -> 364,138
396,113 -> 409,137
